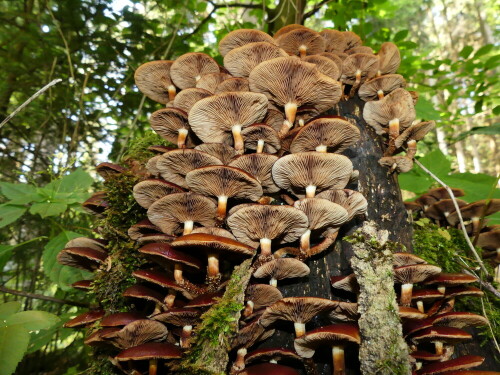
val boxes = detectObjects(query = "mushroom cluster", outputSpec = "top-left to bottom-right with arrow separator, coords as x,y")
55,25 -> 490,375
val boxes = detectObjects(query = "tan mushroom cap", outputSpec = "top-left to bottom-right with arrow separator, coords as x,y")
191,226 -> 236,240
316,189 -> 368,221
214,77 -> 250,93
327,301 -> 359,322
219,29 -> 277,57
134,60 -> 177,103
377,42 -> 401,75
431,312 -> 488,329
272,152 -> 353,198
195,72 -> 232,93
320,29 -> 347,53
302,55 -> 341,80
170,52 -> 219,89
393,252 -> 428,267
330,274 -> 359,293
106,319 -> 168,349
194,143 -> 237,165
249,56 -> 342,126
363,88 -> 416,135
223,42 -> 288,78
172,87 -> 212,113
346,46 -> 374,55
245,284 -> 283,311
156,149 -> 223,188
253,258 -> 310,286
395,121 -> 435,148
273,24 -> 309,39
263,108 -> 286,132
57,247 -> 107,271
241,124 -> 281,154
358,74 -> 406,101
65,237 -> 106,251
132,179 -> 183,209
171,233 -> 255,257
229,153 -> 280,193
149,107 -> 195,149
147,192 -> 217,235
342,31 -> 362,49
417,355 -> 485,375
426,199 -> 467,221
319,52 -> 343,72
186,165 -> 263,220
188,92 -> 268,153
341,53 -> 380,85
276,28 -> 326,57
379,156 -> 414,173
447,199 -> 500,227
289,116 -> 360,154
146,155 -> 162,177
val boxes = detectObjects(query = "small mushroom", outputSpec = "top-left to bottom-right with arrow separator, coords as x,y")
303,55 -> 341,80
320,29 -> 347,53
240,124 -> 281,154
229,153 -> 280,193
416,355 -> 484,375
243,284 -> 283,317
115,342 -> 182,375
358,74 -> 406,101
273,24 -> 309,39
447,199 -> 500,235
134,60 -> 177,103
57,247 -> 107,272
194,143 -> 237,165
411,326 -> 472,356
172,87 -> 212,113
170,52 -> 219,89
219,29 -> 277,57
423,273 -> 478,294
394,264 -> 442,306
132,179 -> 183,209
196,72 -> 232,93
215,77 -> 250,93
377,42 -> 401,75
152,308 -> 200,348
149,107 -> 195,149
379,155 -> 414,173
276,28 -> 326,57
253,258 -> 310,287
341,53 -> 379,87
64,310 -> 105,328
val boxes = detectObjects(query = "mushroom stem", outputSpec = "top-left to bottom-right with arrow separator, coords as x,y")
305,185 -> 317,198
294,322 -> 306,337
437,285 -> 446,294
183,220 -> 194,235
168,85 -> 176,101
332,345 -> 346,375
278,120 -> 293,138
256,139 -> 265,153
416,300 -> 425,313
300,229 -> 312,254
207,253 -> 219,278
434,340 -> 444,355
173,264 -> 184,284
260,238 -> 272,257
233,348 -> 247,372
385,118 -> 400,156
355,70 -> 362,85
164,290 -> 177,309
149,358 -> 158,375
400,283 -> 414,306
180,325 -> 192,348
243,300 -> 254,317
406,139 -> 417,159
232,125 -> 244,153
216,196 -> 228,221
377,89 -> 384,99
269,278 -> 278,287
284,102 -> 298,125
315,145 -> 328,153
299,45 -> 307,58
177,128 -> 188,149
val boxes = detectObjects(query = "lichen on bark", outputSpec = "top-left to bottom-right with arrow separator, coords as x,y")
346,221 -> 411,375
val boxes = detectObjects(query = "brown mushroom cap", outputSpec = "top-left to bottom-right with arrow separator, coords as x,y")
101,312 -> 146,327
320,29 -> 347,53
128,219 -> 165,241
341,53 -> 379,85
115,342 -> 182,361
330,274 -> 359,293
170,52 -> 219,89
196,72 -> 232,93
302,55 -> 341,80
477,230 -> 500,251
149,107 -> 196,148
394,264 -> 442,285
191,227 -> 236,240
64,310 -> 104,328
377,42 -> 401,75
426,199 -> 468,221
289,117 -> 360,154
316,189 -> 368,221
423,273 -> 478,287
229,153 -> 280,193
395,121 -> 435,148
152,307 -> 200,326
82,192 -> 108,215
184,291 -> 223,308
194,143 -> 237,165
171,233 -> 255,259
147,192 -> 217,235
398,306 -> 427,320
416,355 -> 485,375
411,326 -> 472,346
393,252 -> 428,267
346,46 -> 373,55
156,149 -> 223,188
263,108 -> 286,132
253,258 -> 310,285
327,301 -> 359,322
223,42 -> 288,78
134,60 -> 177,104
273,24 -> 309,39
132,270 -> 189,297
241,363 -> 300,375
95,162 -> 127,180
276,28 -> 326,57
57,247 -> 107,271
379,156 -> 414,173
72,279 -> 93,291
138,242 -> 203,270
146,155 -> 162,177
245,284 -> 283,311
409,350 -> 444,362
132,179 -> 183,209
241,124 -> 281,154
245,347 -> 301,365
172,87 -> 212,113
431,312 -> 488,328
427,187 -> 465,200
272,152 -> 353,197
214,77 -> 250,93
219,29 -> 277,57
319,52 -> 343,71
358,74 -> 406,101
447,199 -> 500,227
342,31 -> 362,50
122,284 -> 165,306
65,237 -> 106,251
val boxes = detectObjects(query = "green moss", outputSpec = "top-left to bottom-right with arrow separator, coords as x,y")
121,130 -> 170,163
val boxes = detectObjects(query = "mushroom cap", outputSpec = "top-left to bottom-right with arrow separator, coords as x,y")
423,273 -> 478,286
214,77 -> 250,93
188,92 -> 269,145
152,307 -> 200,326
379,156 -> 414,173
156,149 -> 223,188
346,46 -> 373,55
245,284 -> 283,310
320,29 -> 347,53
259,297 -> 337,327
447,199 -> 500,226
72,279 -> 93,290
132,270 -> 189,294
425,199 -> 468,221
411,326 -> 472,345
115,342 -> 182,361
191,226 -> 236,240
318,52 -> 343,72
146,155 -> 162,176
231,316 -> 275,349
410,350 -> 444,362
241,124 -> 281,154
82,192 -> 108,215
394,264 -> 442,284
416,355 -> 485,375
302,55 -> 341,80
245,347 -> 301,364
172,87 -> 212,113
122,284 -> 165,305
404,201 -> 423,213
477,230 -> 500,251
138,242 -> 203,270
171,233 -> 256,257
249,56 -> 342,117
101,312 -> 146,327
289,116 -> 360,154
194,143 -> 237,165
263,109 -> 286,132
132,179 -> 183,209
170,52 -> 219,89
253,258 -> 310,281
326,301 -> 359,322
186,165 -> 263,202
316,189 -> 368,221
240,363 -> 300,375
394,121 -> 435,148
219,29 -> 277,57
398,306 -> 427,319
273,24 -> 309,39
196,72 -> 232,93
65,237 -> 107,251
147,192 -> 217,235
64,310 -> 104,328
223,41 -> 288,78
227,204 -> 309,247
363,88 -> 416,133
272,152 -> 353,196
427,187 -> 465,200
95,162 -> 127,180
342,31 -> 362,50
184,291 -> 224,308
134,60 -> 175,104
128,219 -> 165,241
229,153 -> 280,193
341,53 -> 379,85
377,42 -> 401,75
276,28 -> 326,56
294,323 -> 360,358
149,107 -> 196,147
84,327 -> 121,346
358,74 -> 406,102
411,288 -> 444,301
57,247 -> 107,271
393,252 -> 428,267
294,198 -> 349,231
330,274 -> 359,293
431,312 -> 488,328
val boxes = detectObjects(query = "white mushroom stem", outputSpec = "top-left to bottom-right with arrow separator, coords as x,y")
294,322 -> 306,338
385,118 -> 400,155
164,290 -> 177,309
434,340 -> 444,355
232,125 -> 244,153
149,358 -> 158,375
407,139 -> 417,159
177,128 -> 189,149
400,283 -> 414,306
355,69 -> 362,85
284,102 -> 298,125
299,118 -> 305,127
207,253 -> 219,278
299,45 -> 307,58
260,238 -> 272,257
233,348 -> 247,371
315,145 -> 327,153
279,119 -> 293,138
332,345 -> 346,375
471,217 -> 481,236
168,85 -> 176,101
305,185 -> 317,198
216,195 -> 228,220
270,359 -> 278,364
195,75 -> 201,82
269,278 -> 278,287
256,139 -> 265,153
180,325 -> 192,348
377,89 -> 384,99
416,300 -> 425,313
300,229 -> 312,253
243,300 -> 254,317
183,220 -> 194,235
174,264 -> 184,283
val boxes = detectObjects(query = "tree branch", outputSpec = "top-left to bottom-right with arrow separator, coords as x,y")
0,285 -> 89,308
208,0 -> 262,10
302,0 -> 333,20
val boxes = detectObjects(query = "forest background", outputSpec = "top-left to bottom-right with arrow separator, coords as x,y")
0,0 -> 498,374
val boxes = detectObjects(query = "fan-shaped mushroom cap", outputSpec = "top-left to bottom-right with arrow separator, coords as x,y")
245,347 -> 301,365
101,312 -> 145,328
95,162 -> 127,180
64,310 -> 104,328
395,121 -> 435,148
115,342 -> 182,361
249,57 -> 342,126
341,53 -> 379,85
398,306 -> 427,319
417,355 -> 484,375
431,312 -> 488,329
319,52 -> 343,71
343,31 -> 362,50
253,258 -> 310,286
147,192 -> 217,235
138,243 -> 202,270
170,52 -> 219,89
72,279 -> 93,290
477,230 -> 500,251
172,87 -> 212,113
152,307 -> 200,326
219,29 -> 277,57
427,187 -> 465,200
330,274 -> 359,293
194,143 -> 236,165
132,179 -> 183,209
229,153 -> 280,193
320,29 -> 347,53
188,92 -> 268,153
146,155 -> 162,177
82,192 -> 108,215
358,74 -> 406,101
444,286 -> 483,299
412,326 -> 472,346
224,42 -> 288,78
393,252 -> 427,267
128,219 -> 165,241
274,24 -> 309,39
423,273 -> 477,287
227,204 -> 308,255
303,55 -> 341,80
245,284 -> 283,311
191,227 -> 236,240
377,42 -> 401,75
65,237 -> 106,251
294,323 -> 360,357
186,166 -> 263,220
426,199 -> 468,222
241,363 -> 300,375
122,285 -> 165,306
156,149 -> 223,188
149,107 -> 195,149
316,189 -> 368,221
196,72 -> 232,93
346,46 -> 373,55
214,77 -> 250,93
327,301 -> 359,322
276,28 -> 326,57
379,155 -> 414,173
57,247 -> 107,271
134,60 -> 177,103
395,264 -> 442,306
241,124 -> 281,154
185,291 -> 224,309
289,116 -> 360,154
272,152 -> 353,197
447,199 -> 500,227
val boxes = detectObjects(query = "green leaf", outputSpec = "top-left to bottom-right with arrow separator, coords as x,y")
0,302 -> 22,320
27,313 -> 75,353
441,173 -> 499,202
0,325 -> 30,375
44,168 -> 93,194
456,124 -> 500,141
393,29 -> 408,42
29,202 -> 68,218
415,97 -> 441,120
0,204 -> 27,228
459,45 -> 473,59
398,171 -> 433,194
0,245 -> 14,271
473,44 -> 493,59
5,311 -> 59,331
417,149 -> 452,178
0,183 -> 38,204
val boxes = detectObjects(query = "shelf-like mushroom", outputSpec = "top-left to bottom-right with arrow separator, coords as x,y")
253,258 -> 310,286
149,107 -> 194,149
170,52 -> 219,89
276,28 -> 326,57
134,60 -> 177,103
219,29 -> 277,57
132,179 -> 183,209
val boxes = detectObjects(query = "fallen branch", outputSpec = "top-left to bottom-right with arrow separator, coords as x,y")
0,285 -> 89,308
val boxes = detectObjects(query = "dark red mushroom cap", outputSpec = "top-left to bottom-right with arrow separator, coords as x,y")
171,233 -> 255,257
72,279 -> 93,291
431,312 -> 488,328
184,291 -> 224,308
100,312 -> 146,327
138,243 -> 203,270
411,326 -> 472,345
57,247 -> 107,271
115,342 -> 182,361
245,347 -> 301,365
393,253 -> 428,267
444,286 -> 484,299
416,355 -> 485,375
423,273 -> 477,287
122,284 -> 165,305
410,350 -> 443,361
64,310 -> 105,328
240,363 -> 300,375
96,162 -> 127,180
152,307 -> 200,326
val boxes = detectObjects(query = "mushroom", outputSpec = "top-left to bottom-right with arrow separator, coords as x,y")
276,28 -> 326,57
82,192 -> 108,215
273,24 -> 309,39
416,355 -> 484,375
346,46 -> 373,55
134,60 -> 177,103
394,121 -> 435,153
191,227 -> 236,240
240,124 -> 281,154
316,189 -> 368,221
319,52 -> 343,72
342,31 -> 362,50
394,264 -> 442,306
152,308 -> 200,348
64,310 -> 105,328
447,199 -> 500,235
245,347 -> 302,366
170,52 -> 219,89
358,74 -> 406,101
219,29 -> 277,57
431,312 -> 488,329
104,319 -> 169,350
194,143 -> 237,165
427,187 -> 465,200
379,155 -> 414,173
65,237 -> 107,251
294,323 -> 360,375
123,285 -> 166,314
72,279 -> 93,291
57,247 -> 107,272
425,199 -> 468,223
303,55 -> 341,80
377,42 -> 401,75
240,363 -> 300,375
326,301 -> 359,322
95,162 -> 127,180
341,53 -> 379,88
330,274 -> 359,295
243,284 -> 283,317
100,312 -> 145,328
320,29 -> 347,53
229,153 -> 280,193
423,273 -> 478,294
115,342 -> 182,375
196,72 -> 232,93
253,258 -> 310,286
215,77 -> 250,93
411,326 -> 472,355
132,179 -> 183,209
149,107 -> 195,149
172,87 -> 212,113
411,289 -> 444,313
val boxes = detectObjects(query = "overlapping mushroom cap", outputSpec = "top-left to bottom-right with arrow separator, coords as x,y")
219,29 -> 277,57
170,52 -> 219,89
276,28 -> 326,57
134,60 -> 177,103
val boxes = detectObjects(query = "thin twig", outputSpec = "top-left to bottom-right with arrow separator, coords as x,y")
0,285 -> 89,308
0,79 -> 63,129
480,296 -> 500,354
302,0 -> 333,20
